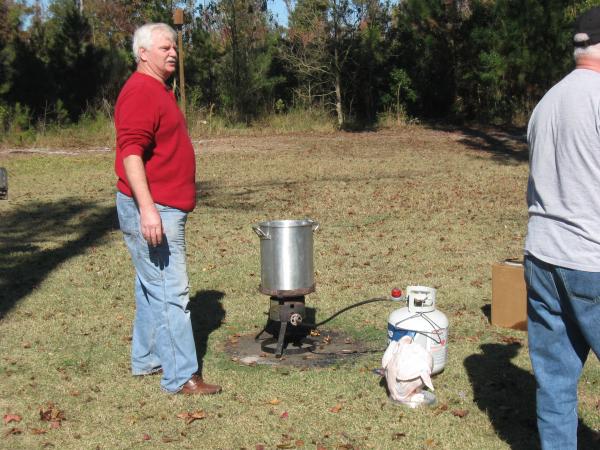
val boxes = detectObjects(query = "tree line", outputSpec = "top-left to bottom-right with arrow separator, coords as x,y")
0,0 -> 597,131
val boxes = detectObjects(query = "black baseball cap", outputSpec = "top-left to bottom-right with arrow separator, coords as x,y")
574,7 -> 600,47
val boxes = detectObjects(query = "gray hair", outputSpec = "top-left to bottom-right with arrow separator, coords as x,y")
132,23 -> 177,63
573,33 -> 600,59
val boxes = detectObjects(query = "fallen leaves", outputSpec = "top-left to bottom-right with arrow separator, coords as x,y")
4,404 -> 70,439
433,403 -> 449,415
175,410 -> 207,425
498,335 -> 523,345
4,427 -> 22,436
423,438 -> 437,447
470,279 -> 483,288
39,402 -> 66,429
451,409 -> 469,418
463,333 -> 483,343
272,434 -> 304,449
3,414 -> 22,425
329,404 -> 343,413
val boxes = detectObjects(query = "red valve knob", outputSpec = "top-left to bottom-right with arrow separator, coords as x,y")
391,288 -> 402,298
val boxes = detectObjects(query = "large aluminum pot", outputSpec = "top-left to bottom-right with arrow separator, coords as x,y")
252,219 -> 319,297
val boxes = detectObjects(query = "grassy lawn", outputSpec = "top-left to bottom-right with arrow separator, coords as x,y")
0,126 -> 598,449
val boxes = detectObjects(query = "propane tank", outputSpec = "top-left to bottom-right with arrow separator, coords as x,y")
387,286 -> 449,375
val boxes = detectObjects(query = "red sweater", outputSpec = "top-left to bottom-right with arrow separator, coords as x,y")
114,72 -> 196,211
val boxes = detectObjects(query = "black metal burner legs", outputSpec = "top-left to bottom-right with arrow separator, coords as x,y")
260,336 -> 316,356
256,296 -> 315,358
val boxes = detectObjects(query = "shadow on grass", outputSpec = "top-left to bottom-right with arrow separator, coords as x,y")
189,289 -> 226,376
427,123 -> 528,165
0,199 -> 115,318
481,304 -> 492,323
196,173 -> 408,212
197,180 -> 262,211
464,343 -> 598,450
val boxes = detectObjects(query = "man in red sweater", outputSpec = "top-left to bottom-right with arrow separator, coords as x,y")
114,23 -> 221,395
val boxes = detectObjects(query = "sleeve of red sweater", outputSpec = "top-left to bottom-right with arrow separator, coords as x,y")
116,84 -> 159,158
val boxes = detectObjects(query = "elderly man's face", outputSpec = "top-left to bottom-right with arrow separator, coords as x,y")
140,31 -> 177,81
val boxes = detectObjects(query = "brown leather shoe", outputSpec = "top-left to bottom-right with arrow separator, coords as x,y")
179,375 -> 222,395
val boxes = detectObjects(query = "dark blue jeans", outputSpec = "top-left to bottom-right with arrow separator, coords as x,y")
525,255 -> 600,450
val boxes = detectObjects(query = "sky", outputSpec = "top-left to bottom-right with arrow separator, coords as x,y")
270,0 -> 289,26
28,0 -> 290,26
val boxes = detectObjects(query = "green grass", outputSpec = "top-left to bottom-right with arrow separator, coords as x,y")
0,125 -> 598,449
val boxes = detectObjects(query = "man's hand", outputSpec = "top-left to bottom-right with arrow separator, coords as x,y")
122,154 -> 163,246
140,204 -> 163,246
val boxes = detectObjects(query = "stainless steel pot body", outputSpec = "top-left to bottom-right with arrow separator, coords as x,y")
252,219 -> 319,297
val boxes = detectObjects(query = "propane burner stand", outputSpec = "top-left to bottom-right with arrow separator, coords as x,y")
252,219 -> 320,358
256,296 -> 316,357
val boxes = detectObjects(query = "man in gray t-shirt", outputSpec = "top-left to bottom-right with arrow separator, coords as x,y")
524,7 -> 600,450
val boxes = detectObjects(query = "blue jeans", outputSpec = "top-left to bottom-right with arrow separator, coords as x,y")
524,255 -> 600,450
116,192 -> 198,393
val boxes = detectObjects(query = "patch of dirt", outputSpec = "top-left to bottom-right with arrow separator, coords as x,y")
224,328 -> 383,368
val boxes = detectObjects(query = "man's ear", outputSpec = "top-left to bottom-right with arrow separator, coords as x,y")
138,47 -> 148,62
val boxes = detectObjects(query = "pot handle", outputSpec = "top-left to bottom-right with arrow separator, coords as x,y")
252,225 -> 270,239
310,220 -> 320,232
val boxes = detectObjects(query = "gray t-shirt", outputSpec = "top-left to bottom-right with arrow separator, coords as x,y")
525,68 -> 600,271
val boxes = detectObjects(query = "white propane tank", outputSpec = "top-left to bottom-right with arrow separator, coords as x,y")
387,286 -> 449,375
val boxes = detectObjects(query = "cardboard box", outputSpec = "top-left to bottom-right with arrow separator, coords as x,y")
491,260 -> 527,331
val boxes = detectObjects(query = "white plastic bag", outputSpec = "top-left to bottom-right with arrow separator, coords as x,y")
381,335 -> 435,408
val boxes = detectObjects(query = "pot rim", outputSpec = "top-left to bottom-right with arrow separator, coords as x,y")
255,219 -> 316,228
